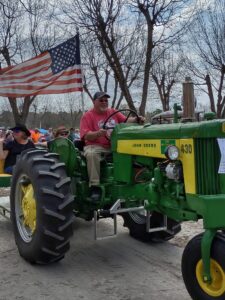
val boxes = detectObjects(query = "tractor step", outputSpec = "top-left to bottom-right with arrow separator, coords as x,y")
146,211 -> 174,234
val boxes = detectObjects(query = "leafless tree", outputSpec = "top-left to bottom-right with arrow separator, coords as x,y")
187,0 -> 225,117
130,0 -> 192,114
81,32 -> 145,108
0,0 -> 58,124
54,94 -> 83,127
151,47 -> 184,111
59,0 -> 192,115
81,37 -> 112,97
0,0 -> 33,124
59,0 -> 146,113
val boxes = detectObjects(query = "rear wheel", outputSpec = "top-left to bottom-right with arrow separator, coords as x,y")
10,149 -> 74,264
122,211 -> 181,242
182,233 -> 225,300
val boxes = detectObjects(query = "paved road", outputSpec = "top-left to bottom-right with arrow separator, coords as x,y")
0,197 -> 191,300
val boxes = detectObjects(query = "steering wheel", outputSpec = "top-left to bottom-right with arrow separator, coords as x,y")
102,109 -> 140,130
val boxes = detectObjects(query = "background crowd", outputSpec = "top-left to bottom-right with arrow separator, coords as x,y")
0,125 -> 80,174
0,126 -> 80,144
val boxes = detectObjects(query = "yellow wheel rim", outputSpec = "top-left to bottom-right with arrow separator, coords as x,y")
196,259 -> 225,297
21,184 -> 36,233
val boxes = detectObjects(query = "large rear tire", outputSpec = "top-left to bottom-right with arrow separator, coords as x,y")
182,233 -> 225,300
10,149 -> 74,264
122,211 -> 181,242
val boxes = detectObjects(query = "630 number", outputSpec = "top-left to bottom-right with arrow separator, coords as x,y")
181,144 -> 192,154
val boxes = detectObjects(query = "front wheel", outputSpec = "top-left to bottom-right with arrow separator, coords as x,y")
10,149 -> 74,264
182,233 -> 225,300
122,211 -> 181,242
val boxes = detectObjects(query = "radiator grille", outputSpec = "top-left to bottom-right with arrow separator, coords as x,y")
195,138 -> 221,194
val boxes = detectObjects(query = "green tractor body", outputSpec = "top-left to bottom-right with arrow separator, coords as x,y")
8,117 -> 225,300
66,120 -> 225,229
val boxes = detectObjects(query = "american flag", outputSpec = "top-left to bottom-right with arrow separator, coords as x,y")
0,35 -> 83,97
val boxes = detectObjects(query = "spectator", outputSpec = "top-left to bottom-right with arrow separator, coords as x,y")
37,128 -> 54,142
31,128 -> 41,143
0,124 -> 35,174
68,127 -> 75,141
54,126 -> 69,138
35,126 -> 69,148
74,129 -> 80,141
48,127 -> 54,140
42,132 -> 51,142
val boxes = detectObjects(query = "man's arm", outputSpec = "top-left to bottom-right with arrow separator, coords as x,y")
84,129 -> 107,141
80,112 -> 107,141
115,110 -> 145,124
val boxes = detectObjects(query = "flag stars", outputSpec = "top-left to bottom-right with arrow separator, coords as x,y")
49,37 -> 78,74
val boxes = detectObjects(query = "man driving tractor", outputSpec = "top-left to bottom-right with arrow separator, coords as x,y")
80,91 -> 145,202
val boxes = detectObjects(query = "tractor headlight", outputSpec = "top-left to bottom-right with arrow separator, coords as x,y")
165,145 -> 179,160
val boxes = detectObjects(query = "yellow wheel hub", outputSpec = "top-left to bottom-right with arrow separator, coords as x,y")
196,259 -> 225,297
21,184 -> 36,233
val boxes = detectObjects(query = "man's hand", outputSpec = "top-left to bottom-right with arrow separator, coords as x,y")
136,116 -> 145,124
128,116 -> 145,124
0,131 -> 5,143
97,129 -> 107,137
84,129 -> 107,141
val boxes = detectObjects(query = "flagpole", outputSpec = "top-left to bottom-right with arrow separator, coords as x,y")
76,27 -> 84,114
81,91 -> 84,113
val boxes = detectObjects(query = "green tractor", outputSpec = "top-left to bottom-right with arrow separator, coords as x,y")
8,109 -> 225,300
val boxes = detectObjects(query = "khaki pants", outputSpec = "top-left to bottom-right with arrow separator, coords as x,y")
83,145 -> 111,186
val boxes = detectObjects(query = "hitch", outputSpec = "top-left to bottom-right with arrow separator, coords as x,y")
94,199 -> 144,240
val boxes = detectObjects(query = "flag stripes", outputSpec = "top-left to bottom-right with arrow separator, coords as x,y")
0,35 -> 83,97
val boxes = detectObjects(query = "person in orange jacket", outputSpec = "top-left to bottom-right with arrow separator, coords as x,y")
31,128 -> 41,143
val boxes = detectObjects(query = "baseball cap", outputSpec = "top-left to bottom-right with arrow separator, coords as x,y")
10,124 -> 31,137
93,91 -> 110,101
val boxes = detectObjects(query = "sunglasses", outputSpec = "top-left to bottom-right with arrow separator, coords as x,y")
99,99 -> 108,103
59,132 -> 69,136
12,129 -> 21,133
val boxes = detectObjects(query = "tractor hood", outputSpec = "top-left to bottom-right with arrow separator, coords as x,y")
111,119 -> 225,151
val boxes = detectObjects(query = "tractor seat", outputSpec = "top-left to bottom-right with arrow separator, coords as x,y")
74,140 -> 85,152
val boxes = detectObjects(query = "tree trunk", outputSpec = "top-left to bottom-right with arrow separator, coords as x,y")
8,96 -> 36,125
137,2 -> 154,117
115,92 -> 124,109
96,29 -> 136,112
205,74 -> 215,113
216,70 -> 225,118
